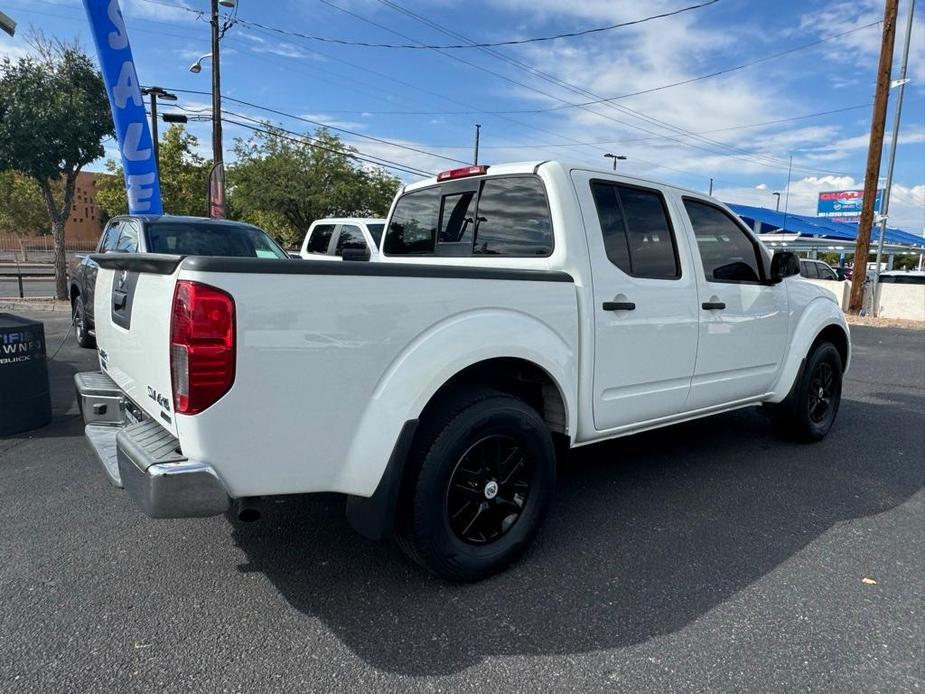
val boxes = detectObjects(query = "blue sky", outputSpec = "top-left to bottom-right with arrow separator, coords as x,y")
3,0 -> 924,232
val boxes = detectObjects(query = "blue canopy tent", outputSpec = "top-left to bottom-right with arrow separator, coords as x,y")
727,203 -> 925,251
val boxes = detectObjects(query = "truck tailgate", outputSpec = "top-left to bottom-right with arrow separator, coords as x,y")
93,261 -> 179,436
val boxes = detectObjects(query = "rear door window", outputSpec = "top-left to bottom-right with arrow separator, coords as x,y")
590,181 -> 679,279
306,224 -> 336,255
333,225 -> 368,256
800,261 -> 818,279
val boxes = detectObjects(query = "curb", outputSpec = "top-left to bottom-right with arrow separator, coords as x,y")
0,298 -> 70,313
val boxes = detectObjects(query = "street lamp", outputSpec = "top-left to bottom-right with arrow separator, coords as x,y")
141,86 -> 177,172
604,153 -> 626,171
188,53 -> 211,74
0,10 -> 16,37
772,192 -> 781,211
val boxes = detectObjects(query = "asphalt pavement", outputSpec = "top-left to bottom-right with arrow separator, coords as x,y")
1,310 -> 923,693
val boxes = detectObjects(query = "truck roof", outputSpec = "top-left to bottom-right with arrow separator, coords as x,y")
403,160 -> 711,199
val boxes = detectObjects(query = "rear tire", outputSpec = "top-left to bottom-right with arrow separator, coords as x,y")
770,341 -> 842,442
396,387 -> 556,582
73,296 -> 95,349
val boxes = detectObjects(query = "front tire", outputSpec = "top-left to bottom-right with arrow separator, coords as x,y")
73,297 -> 95,349
397,387 -> 556,582
771,341 -> 842,442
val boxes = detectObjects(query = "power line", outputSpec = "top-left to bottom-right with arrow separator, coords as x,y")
417,103 -> 875,149
159,87 -> 469,166
371,0 -> 863,178
221,117 -> 435,177
140,0 -> 721,49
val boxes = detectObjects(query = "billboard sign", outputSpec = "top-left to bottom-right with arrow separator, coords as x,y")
817,189 -> 882,223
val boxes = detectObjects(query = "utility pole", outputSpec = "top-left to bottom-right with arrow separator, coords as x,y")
708,178 -> 713,196
872,0 -> 916,315
210,0 -> 226,218
473,123 -> 481,165
849,0 -> 899,314
141,87 -> 177,173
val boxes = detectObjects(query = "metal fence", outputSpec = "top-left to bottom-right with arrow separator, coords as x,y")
0,233 -> 96,262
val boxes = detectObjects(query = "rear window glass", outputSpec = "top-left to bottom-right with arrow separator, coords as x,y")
384,176 -> 553,257
306,224 -> 336,254
384,187 -> 440,255
145,222 -> 288,258
473,177 -> 553,256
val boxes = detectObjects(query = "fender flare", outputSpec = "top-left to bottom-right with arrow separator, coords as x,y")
767,297 -> 849,403
341,308 -> 577,536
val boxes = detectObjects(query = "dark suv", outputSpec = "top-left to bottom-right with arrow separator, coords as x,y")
68,215 -> 288,348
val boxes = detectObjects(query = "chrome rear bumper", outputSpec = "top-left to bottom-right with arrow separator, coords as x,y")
76,371 -> 230,518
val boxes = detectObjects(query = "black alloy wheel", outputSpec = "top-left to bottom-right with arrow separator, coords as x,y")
446,434 -> 533,545
808,361 -> 835,424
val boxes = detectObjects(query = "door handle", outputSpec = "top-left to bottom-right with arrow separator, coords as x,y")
602,301 -> 636,311
702,301 -> 726,310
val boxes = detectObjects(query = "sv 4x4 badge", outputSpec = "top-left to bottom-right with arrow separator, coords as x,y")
147,386 -> 171,412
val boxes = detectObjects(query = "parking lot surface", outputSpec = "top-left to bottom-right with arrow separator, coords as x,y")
1,310 -> 922,693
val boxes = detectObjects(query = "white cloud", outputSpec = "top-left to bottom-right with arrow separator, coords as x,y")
716,176 -> 925,233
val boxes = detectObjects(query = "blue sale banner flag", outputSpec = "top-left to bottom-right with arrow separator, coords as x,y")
82,0 -> 162,214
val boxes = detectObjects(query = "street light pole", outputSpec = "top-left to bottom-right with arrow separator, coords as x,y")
872,0 -> 916,314
141,87 -> 177,173
473,123 -> 481,165
773,192 -> 781,211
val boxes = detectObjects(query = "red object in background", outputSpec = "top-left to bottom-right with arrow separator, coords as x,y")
209,162 -> 226,219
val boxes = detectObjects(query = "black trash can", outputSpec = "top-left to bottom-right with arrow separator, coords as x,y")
0,313 -> 52,435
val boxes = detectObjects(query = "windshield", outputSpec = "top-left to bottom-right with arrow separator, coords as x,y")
367,223 -> 385,248
145,222 -> 289,259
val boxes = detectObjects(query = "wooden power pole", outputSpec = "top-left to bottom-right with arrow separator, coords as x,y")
849,0 -> 899,314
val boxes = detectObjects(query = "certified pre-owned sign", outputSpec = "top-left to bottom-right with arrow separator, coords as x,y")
0,326 -> 44,365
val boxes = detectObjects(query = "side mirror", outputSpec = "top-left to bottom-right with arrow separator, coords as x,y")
341,246 -> 371,262
770,251 -> 800,281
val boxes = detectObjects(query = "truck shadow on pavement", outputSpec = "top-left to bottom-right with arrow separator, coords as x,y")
229,396 -> 924,676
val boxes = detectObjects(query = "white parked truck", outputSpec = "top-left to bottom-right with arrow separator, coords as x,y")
299,218 -> 386,261
77,162 -> 850,581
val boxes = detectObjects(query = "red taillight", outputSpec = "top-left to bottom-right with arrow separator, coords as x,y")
170,280 -> 235,415
436,164 -> 489,182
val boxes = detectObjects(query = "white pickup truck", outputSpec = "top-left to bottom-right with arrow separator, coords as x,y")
77,161 -> 850,581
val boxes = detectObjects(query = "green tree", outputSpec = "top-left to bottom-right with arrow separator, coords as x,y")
229,126 -> 400,247
0,171 -> 51,261
97,125 -> 211,218
0,36 -> 113,298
